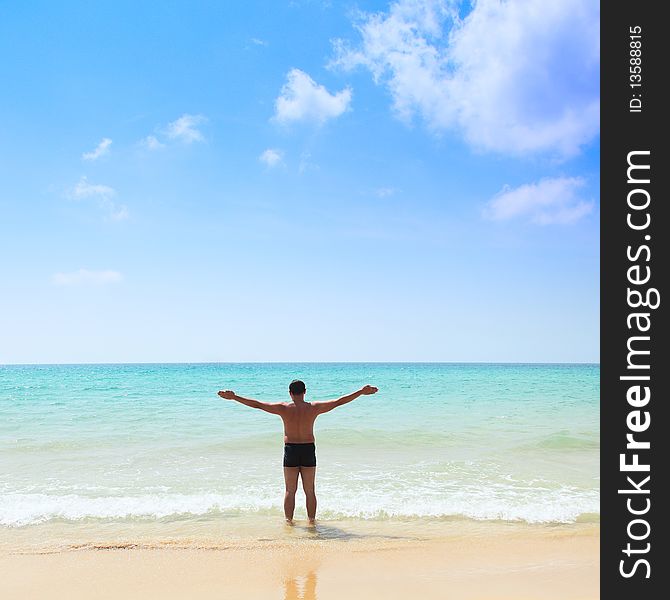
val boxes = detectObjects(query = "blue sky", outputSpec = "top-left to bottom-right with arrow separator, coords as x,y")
0,0 -> 599,363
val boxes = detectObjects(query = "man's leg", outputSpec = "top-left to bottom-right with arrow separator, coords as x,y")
283,467 -> 299,522
300,466 -> 317,523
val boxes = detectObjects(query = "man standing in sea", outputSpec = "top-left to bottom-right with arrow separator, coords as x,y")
218,380 -> 378,524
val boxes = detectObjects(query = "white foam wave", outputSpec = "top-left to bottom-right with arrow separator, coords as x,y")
0,488 -> 599,527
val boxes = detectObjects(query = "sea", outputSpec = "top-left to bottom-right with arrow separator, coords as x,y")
0,363 -> 599,548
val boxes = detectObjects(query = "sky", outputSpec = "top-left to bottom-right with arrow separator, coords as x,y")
0,0 -> 600,364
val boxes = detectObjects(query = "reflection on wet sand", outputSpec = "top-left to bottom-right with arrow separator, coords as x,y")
284,571 -> 317,600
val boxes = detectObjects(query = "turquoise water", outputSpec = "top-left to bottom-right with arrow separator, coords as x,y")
0,363 -> 599,528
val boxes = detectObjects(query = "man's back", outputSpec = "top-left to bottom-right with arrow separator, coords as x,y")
280,402 -> 318,443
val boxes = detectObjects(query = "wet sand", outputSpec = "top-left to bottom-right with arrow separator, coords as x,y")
0,523 -> 598,599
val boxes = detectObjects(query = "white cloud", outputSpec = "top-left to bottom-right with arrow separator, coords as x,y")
251,37 -> 268,46
141,135 -> 165,150
51,269 -> 123,286
82,138 -> 112,161
164,114 -> 207,143
69,176 -> 129,221
483,177 -> 593,224
274,69 -> 352,125
259,148 -> 284,167
333,0 -> 599,157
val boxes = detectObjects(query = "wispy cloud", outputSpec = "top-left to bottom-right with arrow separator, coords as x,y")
72,177 -> 115,200
333,0 -> 599,157
69,176 -> 128,221
375,187 -> 397,198
107,205 -> 129,221
82,138 -> 112,161
483,177 -> 593,225
251,37 -> 268,46
298,151 -> 319,174
274,69 -> 351,125
51,268 -> 123,286
259,148 -> 284,167
138,115 -> 206,150
140,135 -> 165,150
164,114 -> 207,143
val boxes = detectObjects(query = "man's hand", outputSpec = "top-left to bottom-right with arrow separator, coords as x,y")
360,385 -> 378,395
218,390 -> 236,400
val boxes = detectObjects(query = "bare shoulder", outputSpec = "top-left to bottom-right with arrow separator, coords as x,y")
293,402 -> 320,412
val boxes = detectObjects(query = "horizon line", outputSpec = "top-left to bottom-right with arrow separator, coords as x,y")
1,360 -> 601,366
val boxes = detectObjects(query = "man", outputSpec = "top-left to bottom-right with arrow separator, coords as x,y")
217,380 -> 378,525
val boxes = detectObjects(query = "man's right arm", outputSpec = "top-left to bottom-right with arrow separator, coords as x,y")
218,390 -> 285,414
314,385 -> 378,414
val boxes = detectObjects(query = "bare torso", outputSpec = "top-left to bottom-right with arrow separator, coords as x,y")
279,401 -> 319,443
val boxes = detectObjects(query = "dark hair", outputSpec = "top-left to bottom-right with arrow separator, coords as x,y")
289,379 -> 306,395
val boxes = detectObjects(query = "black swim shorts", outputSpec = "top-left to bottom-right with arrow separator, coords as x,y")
283,442 -> 317,467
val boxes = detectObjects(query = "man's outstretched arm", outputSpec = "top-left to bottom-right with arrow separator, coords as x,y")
314,385 -> 378,414
217,390 -> 284,414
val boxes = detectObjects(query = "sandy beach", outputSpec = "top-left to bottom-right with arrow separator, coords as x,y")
1,523 -> 598,600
